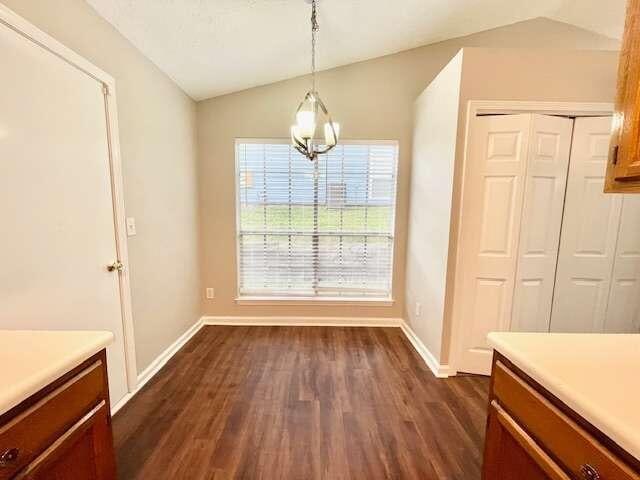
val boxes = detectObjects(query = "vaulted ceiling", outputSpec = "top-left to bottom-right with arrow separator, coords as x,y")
86,0 -> 626,100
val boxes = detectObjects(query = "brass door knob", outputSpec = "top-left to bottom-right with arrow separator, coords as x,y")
107,261 -> 124,273
0,448 -> 19,467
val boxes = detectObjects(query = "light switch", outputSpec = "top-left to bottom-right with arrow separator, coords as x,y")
206,288 -> 215,299
415,302 -> 422,317
126,217 -> 137,236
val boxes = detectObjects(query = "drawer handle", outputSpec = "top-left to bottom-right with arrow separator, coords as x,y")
580,464 -> 600,480
0,448 -> 19,467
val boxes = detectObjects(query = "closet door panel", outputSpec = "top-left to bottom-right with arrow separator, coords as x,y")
457,114 -> 532,374
511,115 -> 573,333
606,195 -> 640,333
551,117 -> 622,333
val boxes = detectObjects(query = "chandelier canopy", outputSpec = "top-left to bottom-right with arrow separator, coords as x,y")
290,0 -> 340,161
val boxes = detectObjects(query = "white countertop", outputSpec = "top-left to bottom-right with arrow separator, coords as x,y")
488,332 -> 640,462
0,330 -> 114,416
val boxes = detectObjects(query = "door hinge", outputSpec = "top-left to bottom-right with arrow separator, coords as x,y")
102,83 -> 110,96
611,145 -> 619,165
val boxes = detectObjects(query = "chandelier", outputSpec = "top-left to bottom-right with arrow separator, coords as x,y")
291,0 -> 340,161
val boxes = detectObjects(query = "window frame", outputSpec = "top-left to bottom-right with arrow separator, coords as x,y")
234,138 -> 399,304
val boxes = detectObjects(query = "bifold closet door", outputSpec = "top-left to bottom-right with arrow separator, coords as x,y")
510,115 -> 573,333
457,114 -> 572,374
550,117 -> 622,333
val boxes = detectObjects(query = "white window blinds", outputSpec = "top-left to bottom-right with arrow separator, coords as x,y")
236,140 -> 398,299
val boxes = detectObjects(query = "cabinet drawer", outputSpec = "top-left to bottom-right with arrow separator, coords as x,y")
485,400 -> 571,480
493,361 -> 640,480
0,361 -> 105,479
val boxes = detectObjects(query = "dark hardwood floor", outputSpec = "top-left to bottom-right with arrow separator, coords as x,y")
113,326 -> 489,479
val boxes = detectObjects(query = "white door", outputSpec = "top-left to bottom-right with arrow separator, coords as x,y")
605,196 -> 640,333
550,117 -> 622,333
0,21 -> 129,403
511,115 -> 573,333
457,114 -> 532,375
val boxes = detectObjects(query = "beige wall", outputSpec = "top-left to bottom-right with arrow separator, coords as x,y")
2,0 -> 202,372
197,17 -> 619,319
406,52 -> 463,362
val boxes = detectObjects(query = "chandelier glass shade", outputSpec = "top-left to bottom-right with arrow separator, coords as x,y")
291,0 -> 340,161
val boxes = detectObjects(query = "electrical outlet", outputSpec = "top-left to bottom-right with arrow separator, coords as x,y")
415,302 -> 422,317
206,288 -> 215,299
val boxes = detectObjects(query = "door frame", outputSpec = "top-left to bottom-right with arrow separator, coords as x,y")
0,4 -> 138,391
449,100 -> 614,375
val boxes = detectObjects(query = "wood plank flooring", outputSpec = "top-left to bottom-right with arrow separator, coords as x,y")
113,326 -> 489,479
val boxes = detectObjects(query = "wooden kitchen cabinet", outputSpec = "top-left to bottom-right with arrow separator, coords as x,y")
607,0 -> 640,193
0,351 -> 116,480
482,354 -> 640,480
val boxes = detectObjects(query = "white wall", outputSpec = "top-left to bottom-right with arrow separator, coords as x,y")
405,52 -> 463,362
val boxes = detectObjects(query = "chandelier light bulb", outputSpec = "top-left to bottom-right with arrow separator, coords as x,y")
296,111 -> 316,139
324,122 -> 340,146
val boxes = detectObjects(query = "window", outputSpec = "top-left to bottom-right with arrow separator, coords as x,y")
236,139 -> 398,300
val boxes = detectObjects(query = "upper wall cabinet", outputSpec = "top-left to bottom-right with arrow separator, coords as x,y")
607,0 -> 640,193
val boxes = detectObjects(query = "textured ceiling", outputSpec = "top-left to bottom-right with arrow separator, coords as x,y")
86,0 -> 626,100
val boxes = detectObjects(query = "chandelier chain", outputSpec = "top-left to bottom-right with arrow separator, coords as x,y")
311,0 -> 319,92
292,0 -> 338,162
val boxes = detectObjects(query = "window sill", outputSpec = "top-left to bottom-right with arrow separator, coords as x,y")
235,296 -> 395,307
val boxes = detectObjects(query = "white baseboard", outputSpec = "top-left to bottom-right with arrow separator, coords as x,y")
201,315 -> 402,327
400,321 -> 455,378
136,318 -> 205,388
111,317 -> 204,415
111,390 -> 136,415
